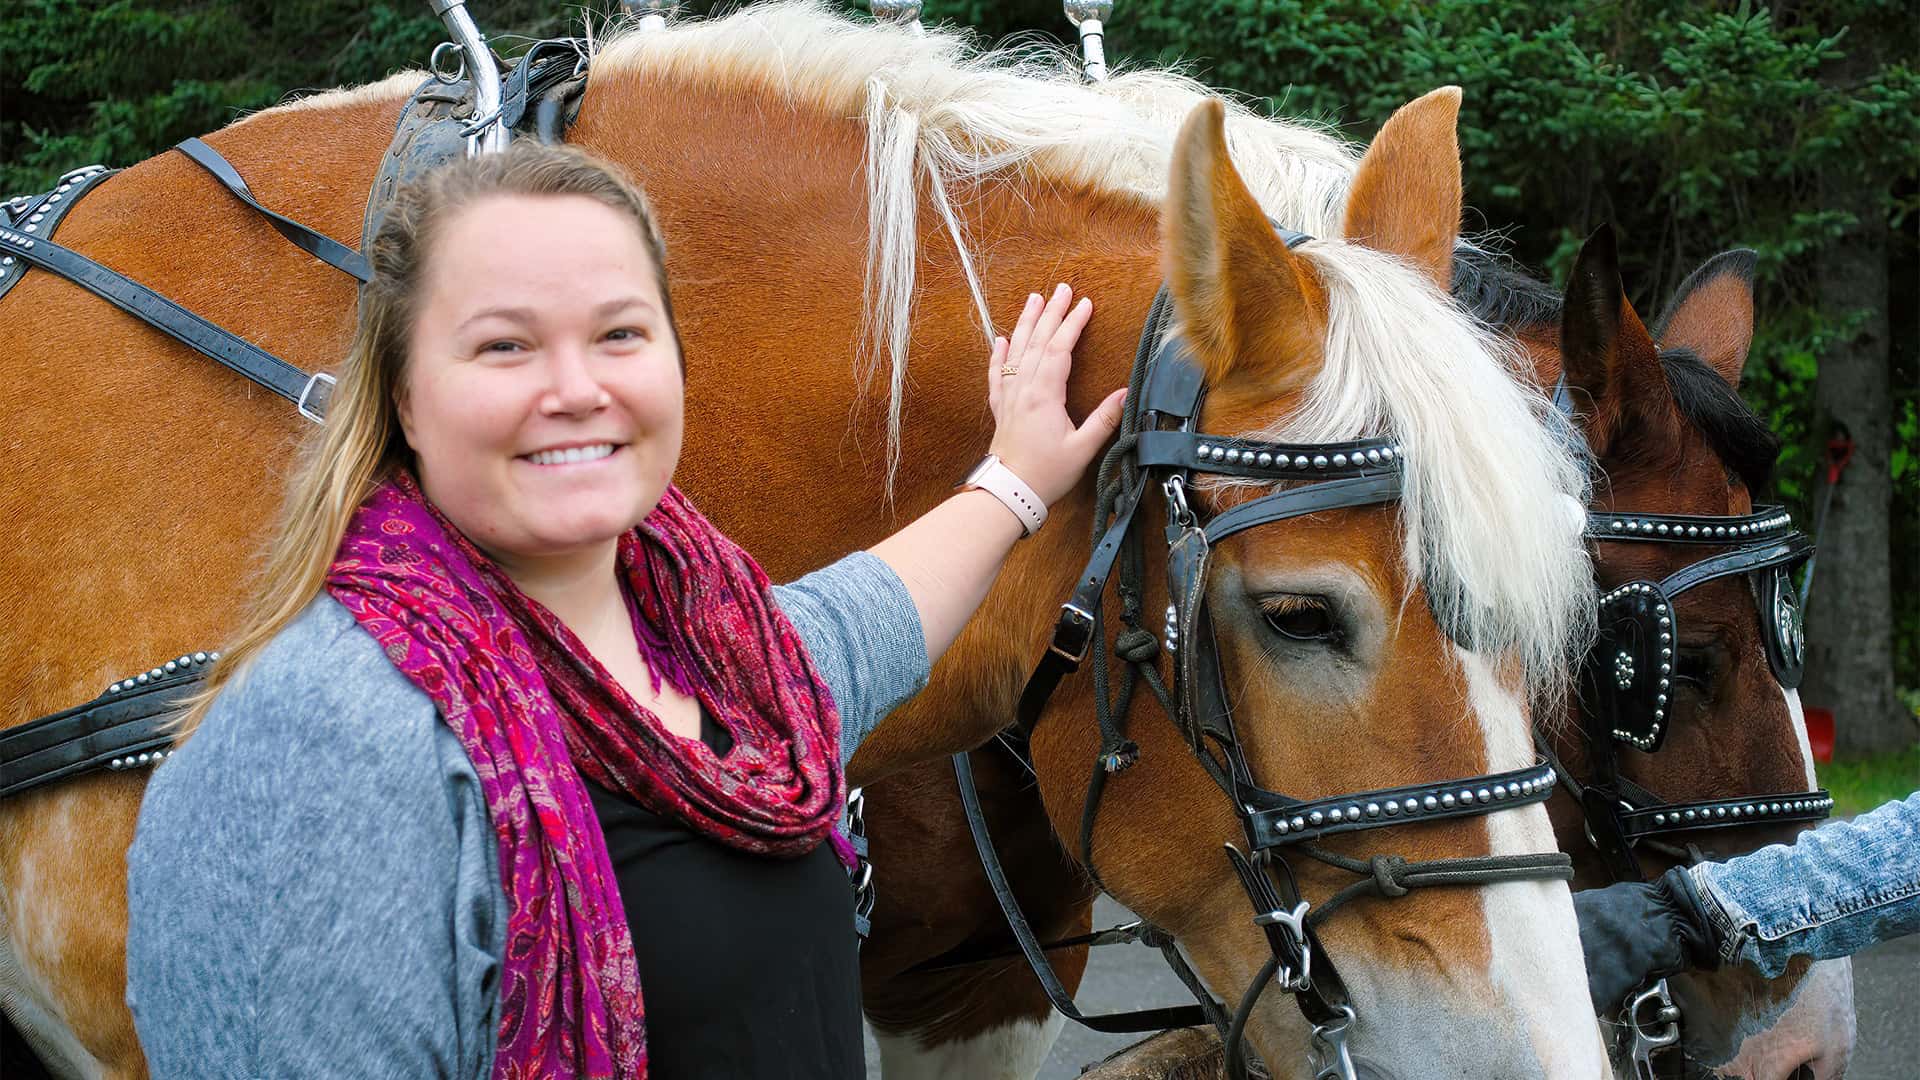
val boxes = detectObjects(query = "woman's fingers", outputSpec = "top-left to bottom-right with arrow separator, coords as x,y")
1021,284 -> 1074,369
1004,292 -> 1043,372
1037,296 -> 1093,387
986,334 -> 1009,409
1071,387 -> 1129,456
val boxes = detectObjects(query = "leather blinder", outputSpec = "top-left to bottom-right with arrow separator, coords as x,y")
1582,580 -> 1677,752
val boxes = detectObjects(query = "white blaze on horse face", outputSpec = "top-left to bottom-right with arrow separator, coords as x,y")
1458,648 -> 1611,1078
870,1014 -> 1063,1080
1780,686 -> 1819,789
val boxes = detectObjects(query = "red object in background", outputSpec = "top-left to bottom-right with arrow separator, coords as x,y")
1804,706 -> 1836,764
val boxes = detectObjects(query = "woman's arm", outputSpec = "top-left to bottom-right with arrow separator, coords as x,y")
1689,789 -> 1920,977
1574,790 -> 1920,1013
868,283 -> 1126,662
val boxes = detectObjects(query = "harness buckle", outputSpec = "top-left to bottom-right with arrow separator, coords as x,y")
1253,899 -> 1313,991
1049,603 -> 1097,663
1163,474 -> 1196,529
1624,978 -> 1682,1080
297,371 -> 336,424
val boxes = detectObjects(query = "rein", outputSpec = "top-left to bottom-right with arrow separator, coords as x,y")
963,235 -> 1576,1080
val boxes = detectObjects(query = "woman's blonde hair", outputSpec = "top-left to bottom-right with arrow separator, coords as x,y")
170,142 -> 674,740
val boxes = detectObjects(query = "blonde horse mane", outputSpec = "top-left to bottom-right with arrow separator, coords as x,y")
593,1 -> 1361,480
593,2 -> 1587,691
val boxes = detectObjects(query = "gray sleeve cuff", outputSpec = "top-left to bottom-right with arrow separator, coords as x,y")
772,551 -> 930,766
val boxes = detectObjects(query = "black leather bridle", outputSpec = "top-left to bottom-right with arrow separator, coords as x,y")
1566,504 -> 1831,883
963,239 -> 1577,1080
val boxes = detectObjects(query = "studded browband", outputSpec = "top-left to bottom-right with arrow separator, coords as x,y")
1588,506 -> 1795,543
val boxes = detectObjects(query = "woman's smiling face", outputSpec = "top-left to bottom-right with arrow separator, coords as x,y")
400,192 -> 684,565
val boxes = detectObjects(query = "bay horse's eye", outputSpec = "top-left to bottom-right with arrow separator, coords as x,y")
1673,648 -> 1718,693
1259,595 -> 1339,643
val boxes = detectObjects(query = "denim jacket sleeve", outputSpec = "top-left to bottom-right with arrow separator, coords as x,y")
772,551 -> 930,767
1689,790 -> 1920,979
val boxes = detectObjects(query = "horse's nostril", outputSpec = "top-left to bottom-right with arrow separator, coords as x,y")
1789,1066 -> 1816,1080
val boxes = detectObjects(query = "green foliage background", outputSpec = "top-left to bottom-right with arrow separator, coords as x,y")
3,0 -> 1915,686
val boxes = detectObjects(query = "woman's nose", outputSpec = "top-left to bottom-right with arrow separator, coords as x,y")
540,346 -> 609,415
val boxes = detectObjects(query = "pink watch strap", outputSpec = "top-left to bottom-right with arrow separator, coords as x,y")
963,456 -> 1047,536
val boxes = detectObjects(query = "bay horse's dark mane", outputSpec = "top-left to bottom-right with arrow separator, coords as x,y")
1659,347 -> 1781,494
1450,242 -> 1563,333
1449,242 -> 1778,494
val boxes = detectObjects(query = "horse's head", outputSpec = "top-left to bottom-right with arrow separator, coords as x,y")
1030,89 -> 1609,1079
1552,228 -> 1854,1079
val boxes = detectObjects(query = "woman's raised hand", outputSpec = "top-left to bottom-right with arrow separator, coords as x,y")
986,283 -> 1129,507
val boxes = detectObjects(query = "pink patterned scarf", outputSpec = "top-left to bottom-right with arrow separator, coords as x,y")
327,471 -> 845,1078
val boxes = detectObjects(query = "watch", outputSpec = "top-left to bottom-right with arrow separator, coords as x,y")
959,454 -> 1047,537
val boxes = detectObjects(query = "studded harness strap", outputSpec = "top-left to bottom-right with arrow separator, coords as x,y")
961,238 -> 1577,1080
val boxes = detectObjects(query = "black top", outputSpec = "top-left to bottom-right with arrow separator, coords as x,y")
583,710 -> 863,1079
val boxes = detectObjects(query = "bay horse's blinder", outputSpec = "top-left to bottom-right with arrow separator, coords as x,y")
1557,500 -> 1832,884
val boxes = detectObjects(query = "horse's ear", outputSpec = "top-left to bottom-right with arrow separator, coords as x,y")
1163,99 -> 1321,389
1561,225 -> 1660,452
1341,86 -> 1463,292
1653,249 -> 1757,387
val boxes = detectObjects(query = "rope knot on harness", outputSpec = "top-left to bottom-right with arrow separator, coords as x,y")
1099,740 -> 1140,773
1368,854 -> 1411,898
1114,627 -> 1160,663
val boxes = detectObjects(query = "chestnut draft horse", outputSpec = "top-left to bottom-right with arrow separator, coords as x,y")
0,5 -> 1605,1077
859,239 -> 1858,1078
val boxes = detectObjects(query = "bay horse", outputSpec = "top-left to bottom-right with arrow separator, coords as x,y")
1536,231 -> 1855,1079
857,236 -> 1859,1078
0,5 -> 1605,1077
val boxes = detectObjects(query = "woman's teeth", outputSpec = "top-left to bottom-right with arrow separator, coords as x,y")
525,444 -> 616,466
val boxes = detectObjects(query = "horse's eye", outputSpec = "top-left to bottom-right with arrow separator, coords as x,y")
1260,596 -> 1338,642
1673,648 -> 1717,692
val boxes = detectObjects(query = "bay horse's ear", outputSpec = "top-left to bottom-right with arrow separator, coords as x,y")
1653,249 -> 1758,387
1163,99 -> 1322,389
1341,86 -> 1463,292
1561,224 -> 1660,453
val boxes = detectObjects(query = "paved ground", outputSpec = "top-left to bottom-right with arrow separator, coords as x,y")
866,897 -> 1918,1078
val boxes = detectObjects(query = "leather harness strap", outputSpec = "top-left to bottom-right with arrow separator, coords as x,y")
0,223 -> 335,419
175,137 -> 372,283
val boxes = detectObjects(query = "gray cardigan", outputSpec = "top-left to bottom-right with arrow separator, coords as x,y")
124,552 -> 928,1079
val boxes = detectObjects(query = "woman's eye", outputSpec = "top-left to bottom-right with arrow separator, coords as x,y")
606,326 -> 651,343
481,340 -> 523,354
1260,596 -> 1339,642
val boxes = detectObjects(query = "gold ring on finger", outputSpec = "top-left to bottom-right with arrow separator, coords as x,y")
1000,364 -> 1020,376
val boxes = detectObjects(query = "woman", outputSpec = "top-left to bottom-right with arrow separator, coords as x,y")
123,143 -> 1125,1079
